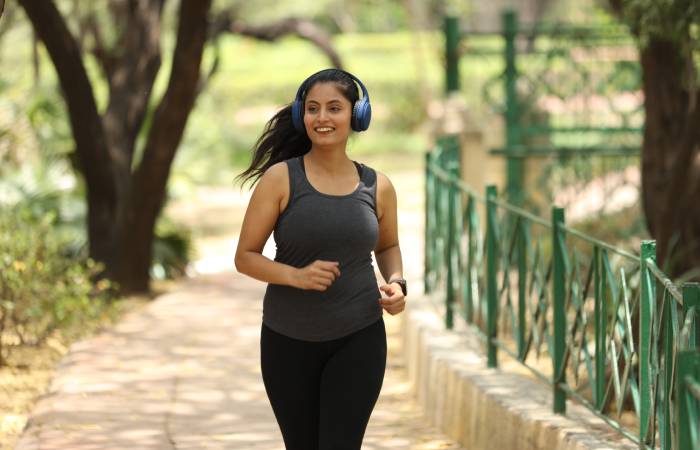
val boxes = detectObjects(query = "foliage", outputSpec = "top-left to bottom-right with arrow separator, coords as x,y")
619,0 -> 699,48
151,216 -> 193,280
171,31 -> 444,186
0,206 -> 112,365
617,0 -> 699,82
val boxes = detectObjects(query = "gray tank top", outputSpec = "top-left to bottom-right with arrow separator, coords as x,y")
262,154 -> 383,341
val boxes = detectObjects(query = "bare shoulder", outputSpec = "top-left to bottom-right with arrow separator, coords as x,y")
375,169 -> 395,194
374,169 -> 396,220
257,160 -> 290,211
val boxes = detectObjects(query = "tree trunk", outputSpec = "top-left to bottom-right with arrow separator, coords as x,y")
18,0 -> 119,273
115,0 -> 212,293
19,0 -> 337,295
19,0 -> 210,295
640,38 -> 700,278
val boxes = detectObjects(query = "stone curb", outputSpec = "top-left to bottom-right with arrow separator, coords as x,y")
400,292 -> 638,450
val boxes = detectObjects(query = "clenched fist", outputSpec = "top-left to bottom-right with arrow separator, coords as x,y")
291,260 -> 341,291
378,282 -> 406,315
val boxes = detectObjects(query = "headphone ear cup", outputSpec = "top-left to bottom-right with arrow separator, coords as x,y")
352,98 -> 371,132
291,100 -> 304,133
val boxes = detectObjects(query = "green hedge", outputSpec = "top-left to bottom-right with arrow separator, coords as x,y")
0,206 -> 112,366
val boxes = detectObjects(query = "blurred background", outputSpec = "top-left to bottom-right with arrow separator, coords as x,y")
1,0 -> 699,445
0,0 -> 608,283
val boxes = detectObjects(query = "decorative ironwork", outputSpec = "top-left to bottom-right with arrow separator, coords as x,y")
424,141 -> 700,449
450,10 -> 644,207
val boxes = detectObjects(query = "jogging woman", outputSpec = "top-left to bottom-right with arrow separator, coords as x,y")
234,68 -> 406,450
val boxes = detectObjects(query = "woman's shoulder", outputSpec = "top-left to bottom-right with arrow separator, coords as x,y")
256,160 -> 291,198
266,156 -> 303,180
352,160 -> 393,192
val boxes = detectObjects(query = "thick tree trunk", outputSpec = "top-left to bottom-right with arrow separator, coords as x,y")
19,0 -> 210,295
20,0 -> 337,295
18,0 -> 119,272
640,38 -> 700,278
114,0 -> 212,293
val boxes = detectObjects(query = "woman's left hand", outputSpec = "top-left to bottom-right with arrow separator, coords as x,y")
378,283 -> 406,315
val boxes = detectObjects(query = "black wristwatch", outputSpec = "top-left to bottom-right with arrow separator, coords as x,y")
389,278 -> 407,296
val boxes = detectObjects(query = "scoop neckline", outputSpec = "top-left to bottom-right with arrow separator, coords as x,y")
299,155 -> 363,199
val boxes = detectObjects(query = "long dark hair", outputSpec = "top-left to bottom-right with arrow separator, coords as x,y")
234,69 -> 360,188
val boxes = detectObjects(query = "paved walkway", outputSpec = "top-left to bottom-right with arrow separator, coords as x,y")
15,163 -> 468,449
15,270 -> 465,449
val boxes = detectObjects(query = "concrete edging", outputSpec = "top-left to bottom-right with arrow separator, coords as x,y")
399,292 -> 638,450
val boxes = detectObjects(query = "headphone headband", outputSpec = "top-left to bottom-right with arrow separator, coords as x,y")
291,69 -> 372,134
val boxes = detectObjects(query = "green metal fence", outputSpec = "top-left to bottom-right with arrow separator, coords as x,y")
424,138 -> 700,449
444,11 -> 644,208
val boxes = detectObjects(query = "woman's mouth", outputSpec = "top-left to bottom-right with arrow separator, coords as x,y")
314,127 -> 335,134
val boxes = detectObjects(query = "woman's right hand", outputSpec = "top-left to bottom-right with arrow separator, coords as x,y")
291,260 -> 341,291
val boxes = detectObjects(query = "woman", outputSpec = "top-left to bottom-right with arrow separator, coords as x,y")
234,68 -> 406,450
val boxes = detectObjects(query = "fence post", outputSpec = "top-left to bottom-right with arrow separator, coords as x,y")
639,240 -> 656,444
434,138 -> 448,288
660,276 -> 679,449
464,195 -> 476,324
675,350 -> 700,450
486,185 -> 498,368
445,161 -> 459,329
517,218 -> 527,360
552,207 -> 566,414
424,151 -> 433,295
444,16 -> 460,94
684,283 -> 700,349
593,246 -> 605,410
502,9 -> 523,205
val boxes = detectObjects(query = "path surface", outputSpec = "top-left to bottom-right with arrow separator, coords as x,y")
15,154 -> 468,449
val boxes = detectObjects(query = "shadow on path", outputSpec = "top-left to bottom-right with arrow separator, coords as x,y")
15,272 -> 465,449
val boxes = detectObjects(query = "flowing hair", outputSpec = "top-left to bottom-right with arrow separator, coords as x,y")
234,68 -> 360,188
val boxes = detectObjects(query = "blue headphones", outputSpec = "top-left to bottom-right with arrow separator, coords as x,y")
291,69 -> 372,134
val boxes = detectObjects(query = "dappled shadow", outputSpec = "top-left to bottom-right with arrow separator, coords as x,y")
16,270 -> 466,449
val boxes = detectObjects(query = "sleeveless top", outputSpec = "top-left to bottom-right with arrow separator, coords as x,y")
261,154 -> 383,341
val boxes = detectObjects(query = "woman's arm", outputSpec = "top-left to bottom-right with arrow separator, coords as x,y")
234,162 -> 297,286
374,171 -> 403,282
374,171 -> 406,315
234,162 -> 340,291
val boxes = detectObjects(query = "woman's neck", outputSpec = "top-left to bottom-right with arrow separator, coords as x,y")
305,146 -> 352,175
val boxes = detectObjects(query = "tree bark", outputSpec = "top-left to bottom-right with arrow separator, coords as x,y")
18,0 -> 118,272
18,0 -> 211,294
640,37 -> 700,277
19,1 -> 338,295
115,0 -> 212,293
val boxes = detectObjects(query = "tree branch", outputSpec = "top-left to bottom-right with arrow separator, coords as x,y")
81,12 -> 117,83
211,14 -> 343,69
102,0 -> 165,193
17,0 -> 114,196
18,0 -> 118,269
132,0 -> 211,219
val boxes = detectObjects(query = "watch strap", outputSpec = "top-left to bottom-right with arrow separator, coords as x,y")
388,278 -> 407,296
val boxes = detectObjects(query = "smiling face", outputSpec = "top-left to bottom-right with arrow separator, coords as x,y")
302,82 -> 353,147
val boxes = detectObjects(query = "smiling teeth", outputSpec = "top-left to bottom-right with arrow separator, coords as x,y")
316,127 -> 334,132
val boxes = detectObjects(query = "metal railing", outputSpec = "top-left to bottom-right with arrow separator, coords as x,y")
424,138 -> 700,449
443,11 -> 643,207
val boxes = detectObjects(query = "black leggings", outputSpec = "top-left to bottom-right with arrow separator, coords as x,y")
260,317 -> 387,450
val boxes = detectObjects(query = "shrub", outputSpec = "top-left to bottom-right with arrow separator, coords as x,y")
0,206 -> 112,366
